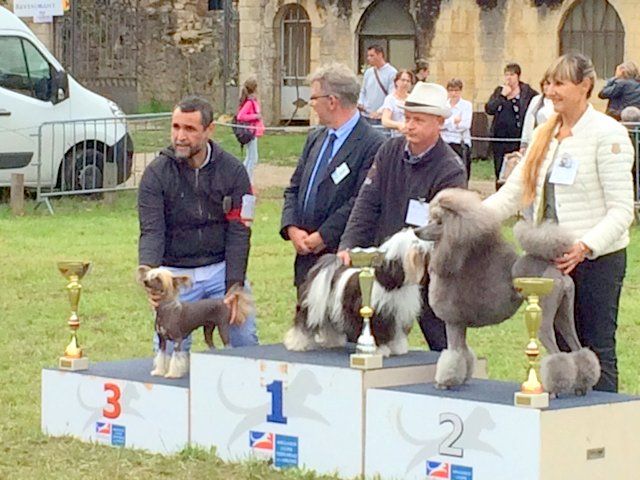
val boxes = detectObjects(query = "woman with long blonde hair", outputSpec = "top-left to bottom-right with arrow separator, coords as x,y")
484,53 -> 634,393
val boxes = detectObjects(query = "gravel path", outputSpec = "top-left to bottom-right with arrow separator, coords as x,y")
252,164 -> 496,198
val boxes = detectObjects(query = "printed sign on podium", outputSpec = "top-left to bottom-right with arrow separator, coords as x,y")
41,358 -> 189,454
191,344 -> 484,477
365,379 -> 640,480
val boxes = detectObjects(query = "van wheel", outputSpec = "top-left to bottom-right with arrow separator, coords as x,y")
62,147 -> 104,191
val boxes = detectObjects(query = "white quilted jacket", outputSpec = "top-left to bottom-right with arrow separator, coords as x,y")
484,104 -> 634,258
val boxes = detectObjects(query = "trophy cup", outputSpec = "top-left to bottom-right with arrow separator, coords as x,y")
513,277 -> 554,409
57,261 -> 92,371
349,247 -> 386,370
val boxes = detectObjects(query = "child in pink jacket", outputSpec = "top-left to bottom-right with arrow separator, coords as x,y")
236,78 -> 265,181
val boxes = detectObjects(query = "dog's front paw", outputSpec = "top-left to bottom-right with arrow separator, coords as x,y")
151,351 -> 169,376
376,344 -> 392,357
165,351 -> 189,379
435,349 -> 467,388
283,326 -> 316,351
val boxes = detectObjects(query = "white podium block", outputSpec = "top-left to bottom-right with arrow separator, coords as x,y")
365,379 -> 640,480
41,358 -> 189,454
191,344 -> 487,477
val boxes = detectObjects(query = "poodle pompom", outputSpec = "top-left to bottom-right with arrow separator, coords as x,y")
435,349 -> 468,389
571,348 -> 601,395
541,352 -> 577,397
513,221 -> 575,260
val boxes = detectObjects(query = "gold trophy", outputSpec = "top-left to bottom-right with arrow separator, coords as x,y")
57,261 -> 92,371
349,247 -> 386,370
513,277 -> 554,408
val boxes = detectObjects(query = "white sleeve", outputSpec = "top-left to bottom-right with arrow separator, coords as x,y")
521,94 -> 540,146
458,100 -> 473,132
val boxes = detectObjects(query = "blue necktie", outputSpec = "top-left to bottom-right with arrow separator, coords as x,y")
304,132 -> 337,216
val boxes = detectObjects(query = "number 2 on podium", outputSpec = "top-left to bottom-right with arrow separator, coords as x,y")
266,380 -> 287,424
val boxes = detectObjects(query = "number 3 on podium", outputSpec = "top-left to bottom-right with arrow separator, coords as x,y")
103,383 -> 121,419
266,380 -> 287,424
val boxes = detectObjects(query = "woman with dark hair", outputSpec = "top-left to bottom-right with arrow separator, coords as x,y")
484,53 -> 634,393
485,63 -> 538,189
236,77 -> 265,181
380,69 -> 415,135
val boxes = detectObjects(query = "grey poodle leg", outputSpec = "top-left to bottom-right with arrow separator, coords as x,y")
554,276 -> 582,352
435,323 -> 471,389
538,269 -> 564,354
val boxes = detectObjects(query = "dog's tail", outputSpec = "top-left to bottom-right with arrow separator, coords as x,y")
225,284 -> 254,325
302,254 -> 345,329
514,220 -> 575,261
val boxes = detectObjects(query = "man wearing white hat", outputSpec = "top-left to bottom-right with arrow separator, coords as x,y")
337,82 -> 467,350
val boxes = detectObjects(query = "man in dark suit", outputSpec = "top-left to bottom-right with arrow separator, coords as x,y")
280,63 -> 384,295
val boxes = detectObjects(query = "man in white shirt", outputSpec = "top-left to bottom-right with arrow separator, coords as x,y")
440,78 -> 473,179
357,45 -> 397,123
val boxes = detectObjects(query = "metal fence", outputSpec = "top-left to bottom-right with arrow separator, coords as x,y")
32,114 -> 640,216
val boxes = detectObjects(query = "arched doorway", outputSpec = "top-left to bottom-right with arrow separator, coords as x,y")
356,0 -> 416,73
276,3 -> 311,122
559,0 -> 624,78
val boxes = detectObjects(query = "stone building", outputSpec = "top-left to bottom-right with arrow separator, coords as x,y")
239,0 -> 638,124
4,0 -> 234,113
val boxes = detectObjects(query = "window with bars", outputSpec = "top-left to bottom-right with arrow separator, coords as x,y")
559,0 -> 624,79
281,4 -> 311,86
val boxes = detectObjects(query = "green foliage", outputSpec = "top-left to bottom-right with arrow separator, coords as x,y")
136,98 -> 173,114
0,188 -> 639,478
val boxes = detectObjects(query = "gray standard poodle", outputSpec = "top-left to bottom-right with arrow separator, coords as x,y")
415,188 -> 600,395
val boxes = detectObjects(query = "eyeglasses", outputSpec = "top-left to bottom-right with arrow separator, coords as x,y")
309,94 -> 332,102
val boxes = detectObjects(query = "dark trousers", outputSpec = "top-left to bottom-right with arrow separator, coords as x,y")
559,249 -> 627,392
448,142 -> 472,181
491,141 -> 520,187
418,280 -> 447,351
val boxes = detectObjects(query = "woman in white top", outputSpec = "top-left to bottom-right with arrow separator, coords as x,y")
380,69 -> 415,134
521,78 -> 554,150
484,53 -> 634,393
441,78 -> 473,178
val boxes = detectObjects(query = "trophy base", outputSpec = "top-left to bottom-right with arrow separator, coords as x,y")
59,356 -> 89,371
514,390 -> 549,409
350,353 -> 383,370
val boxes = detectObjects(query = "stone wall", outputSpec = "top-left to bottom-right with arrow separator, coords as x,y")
241,0 -> 640,123
137,0 -> 232,112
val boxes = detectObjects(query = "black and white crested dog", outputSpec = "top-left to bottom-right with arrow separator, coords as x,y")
283,229 -> 433,356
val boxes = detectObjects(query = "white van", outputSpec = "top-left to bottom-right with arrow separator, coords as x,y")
0,6 -> 133,190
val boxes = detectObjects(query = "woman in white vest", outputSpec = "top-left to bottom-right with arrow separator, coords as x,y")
484,53 -> 634,393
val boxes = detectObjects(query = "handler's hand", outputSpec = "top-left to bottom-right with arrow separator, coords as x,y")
555,241 -> 591,275
224,293 -> 239,325
337,250 -> 351,266
287,226 -> 311,255
303,232 -> 326,254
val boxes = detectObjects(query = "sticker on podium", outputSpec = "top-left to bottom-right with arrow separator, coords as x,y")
190,344 -> 448,478
365,379 -> 640,480
41,358 -> 189,454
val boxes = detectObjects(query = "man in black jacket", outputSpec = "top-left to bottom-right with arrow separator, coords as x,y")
138,95 -> 258,351
280,63 -> 384,295
338,83 -> 467,351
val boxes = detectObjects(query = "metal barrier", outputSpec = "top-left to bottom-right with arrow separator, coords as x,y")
33,114 -> 640,216
35,113 -> 172,213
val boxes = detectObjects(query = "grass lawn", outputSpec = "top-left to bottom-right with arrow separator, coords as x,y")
1,180 -> 639,478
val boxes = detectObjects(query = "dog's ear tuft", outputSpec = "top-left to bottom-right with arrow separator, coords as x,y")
172,275 -> 192,290
136,265 -> 151,285
375,259 -> 405,290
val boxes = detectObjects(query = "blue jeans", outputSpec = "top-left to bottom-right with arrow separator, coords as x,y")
153,263 -> 259,353
243,137 -> 259,182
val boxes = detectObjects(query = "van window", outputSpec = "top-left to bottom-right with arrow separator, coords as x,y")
0,36 -> 53,101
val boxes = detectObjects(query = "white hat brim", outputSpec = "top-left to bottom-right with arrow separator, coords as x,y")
401,104 -> 452,118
